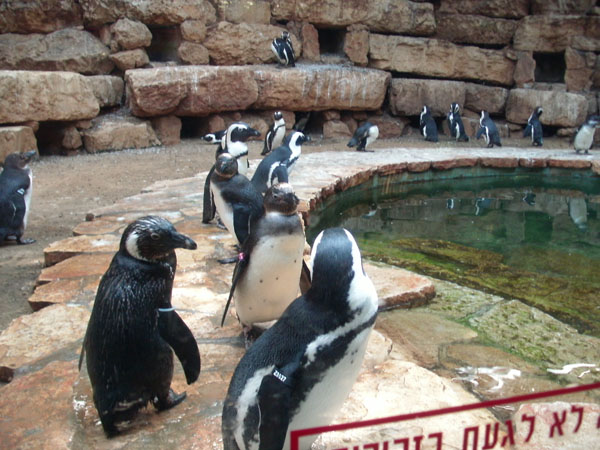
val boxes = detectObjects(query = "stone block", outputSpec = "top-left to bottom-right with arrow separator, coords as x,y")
152,115 -> 182,146
0,0 -> 83,34
368,114 -> 408,139
344,24 -> 369,66
86,75 -> 124,108
464,84 -> 509,115
180,20 -> 207,43
110,18 -> 152,50
272,0 -> 435,35
437,0 -> 529,18
514,15 -> 600,52
506,89 -> 588,127
530,0 -> 596,14
0,29 -> 113,75
215,0 -> 271,24
82,115 -> 160,153
109,49 -> 149,71
204,22 -> 302,65
0,127 -> 37,161
369,34 -> 515,86
565,48 -> 595,92
0,71 -> 100,124
178,42 -> 210,65
301,22 -> 320,61
513,51 -> 536,87
389,79 -> 466,117
434,13 -> 518,45
323,120 -> 351,139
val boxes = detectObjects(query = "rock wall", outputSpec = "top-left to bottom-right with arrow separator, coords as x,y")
0,0 -> 599,156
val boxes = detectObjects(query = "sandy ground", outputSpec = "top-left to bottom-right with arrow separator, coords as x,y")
0,136 -> 575,333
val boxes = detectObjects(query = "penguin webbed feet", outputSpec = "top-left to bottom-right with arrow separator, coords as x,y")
17,237 -> 35,245
243,325 -> 264,349
152,388 -> 187,411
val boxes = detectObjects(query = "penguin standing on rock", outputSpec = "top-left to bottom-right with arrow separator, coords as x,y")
221,183 -> 307,341
202,122 -> 261,224
262,111 -> 286,156
420,105 -> 438,142
574,115 -> 599,154
79,216 -> 200,436
476,110 -> 502,147
0,150 -> 37,245
251,131 -> 310,195
447,103 -> 469,142
222,227 -> 378,450
271,30 -> 295,67
523,106 -> 544,146
210,153 -> 264,247
347,121 -> 379,152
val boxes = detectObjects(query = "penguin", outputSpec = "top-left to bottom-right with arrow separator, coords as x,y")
420,105 -> 438,142
221,183 -> 306,336
221,227 -> 378,450
271,30 -> 295,67
262,111 -> 286,156
347,121 -> 379,152
202,129 -> 226,145
251,131 -> 310,196
0,150 -> 37,245
523,106 -> 543,146
202,122 -> 261,224
79,216 -> 200,436
574,115 -> 599,154
447,103 -> 469,142
476,110 -> 502,148
293,111 -> 311,132
210,153 -> 264,246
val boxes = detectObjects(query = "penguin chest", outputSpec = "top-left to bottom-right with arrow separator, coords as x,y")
235,233 -> 305,325
237,155 -> 249,177
22,171 -> 33,230
574,127 -> 594,151
211,184 -> 235,239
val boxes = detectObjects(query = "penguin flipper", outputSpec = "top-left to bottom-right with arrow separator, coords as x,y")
523,124 -> 532,138
221,252 -> 249,326
299,259 -> 312,295
202,165 -> 216,224
232,204 -> 253,244
257,355 -> 304,449
158,309 -> 201,384
475,127 -> 484,140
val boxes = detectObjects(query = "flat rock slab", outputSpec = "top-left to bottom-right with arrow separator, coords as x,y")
125,64 -> 390,117
44,234 -> 119,266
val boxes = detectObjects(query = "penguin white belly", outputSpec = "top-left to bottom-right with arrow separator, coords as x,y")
366,126 -> 379,148
22,171 -> 33,230
234,233 -> 305,325
237,155 -> 249,176
574,127 -> 594,151
283,327 -> 374,450
211,184 -> 235,239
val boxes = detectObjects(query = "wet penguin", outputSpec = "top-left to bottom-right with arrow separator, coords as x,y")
420,105 -> 438,142
447,103 -> 469,142
262,111 -> 286,156
347,121 -> 379,152
476,110 -> 502,147
203,122 -> 261,224
210,153 -> 264,246
202,129 -> 226,145
251,131 -> 310,195
79,216 -> 200,436
523,106 -> 544,146
574,115 -> 599,154
271,30 -> 295,67
222,227 -> 378,450
221,183 -> 306,336
0,150 -> 37,245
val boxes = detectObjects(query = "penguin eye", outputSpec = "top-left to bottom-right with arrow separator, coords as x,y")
150,232 -> 160,241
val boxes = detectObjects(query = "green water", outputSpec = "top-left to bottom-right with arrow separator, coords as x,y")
307,169 -> 600,337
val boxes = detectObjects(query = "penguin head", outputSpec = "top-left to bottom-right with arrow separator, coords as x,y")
308,228 -> 376,314
273,111 -> 283,121
420,105 -> 430,120
534,106 -> 543,118
2,150 -> 37,170
264,183 -> 299,215
451,103 -> 460,114
120,216 -> 197,262
225,122 -> 261,149
281,31 -> 290,41
203,129 -> 225,144
480,110 -> 489,120
214,153 -> 238,178
586,115 -> 600,127
286,131 -> 311,147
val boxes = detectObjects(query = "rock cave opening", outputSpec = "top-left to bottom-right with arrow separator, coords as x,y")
146,26 -> 182,62
180,117 -> 206,139
317,28 -> 345,56
533,52 -> 566,83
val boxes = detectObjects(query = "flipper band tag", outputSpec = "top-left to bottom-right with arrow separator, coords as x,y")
158,307 -> 175,312
272,368 -> 293,387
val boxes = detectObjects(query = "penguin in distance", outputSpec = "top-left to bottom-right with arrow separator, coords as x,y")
202,122 -> 261,224
202,129 -> 226,145
222,227 -> 378,450
476,110 -> 502,147
79,216 -> 200,436
0,150 -> 37,245
347,121 -> 379,152
523,106 -> 544,146
447,103 -> 469,142
262,111 -> 286,156
210,153 -> 264,246
221,183 -> 306,336
271,30 -> 295,67
420,105 -> 438,142
574,115 -> 599,154
251,131 -> 310,196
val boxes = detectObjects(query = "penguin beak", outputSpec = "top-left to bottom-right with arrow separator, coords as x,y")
249,128 -> 261,137
170,231 -> 197,250
23,150 -> 37,162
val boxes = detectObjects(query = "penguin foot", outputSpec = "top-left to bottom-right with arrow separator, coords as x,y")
152,389 -> 187,411
17,237 -> 35,245
217,255 -> 238,264
243,326 -> 264,349
216,219 -> 226,230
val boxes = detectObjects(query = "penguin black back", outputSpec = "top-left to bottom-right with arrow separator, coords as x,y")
523,106 -> 543,146
476,110 -> 502,147
447,103 -> 469,142
420,105 -> 438,142
262,111 -> 286,156
271,30 -> 295,67
80,216 -> 200,436
347,121 -> 379,152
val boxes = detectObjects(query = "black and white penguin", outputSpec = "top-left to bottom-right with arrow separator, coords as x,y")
0,150 -> 37,245
79,216 -> 200,436
202,122 -> 261,224
271,30 -> 295,67
447,103 -> 469,142
420,105 -> 438,142
347,121 -> 379,152
476,110 -> 502,148
523,106 -> 543,146
222,227 -> 378,450
221,183 -> 306,336
251,131 -> 310,195
202,129 -> 226,145
574,115 -> 599,154
262,111 -> 286,156
210,153 -> 264,246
